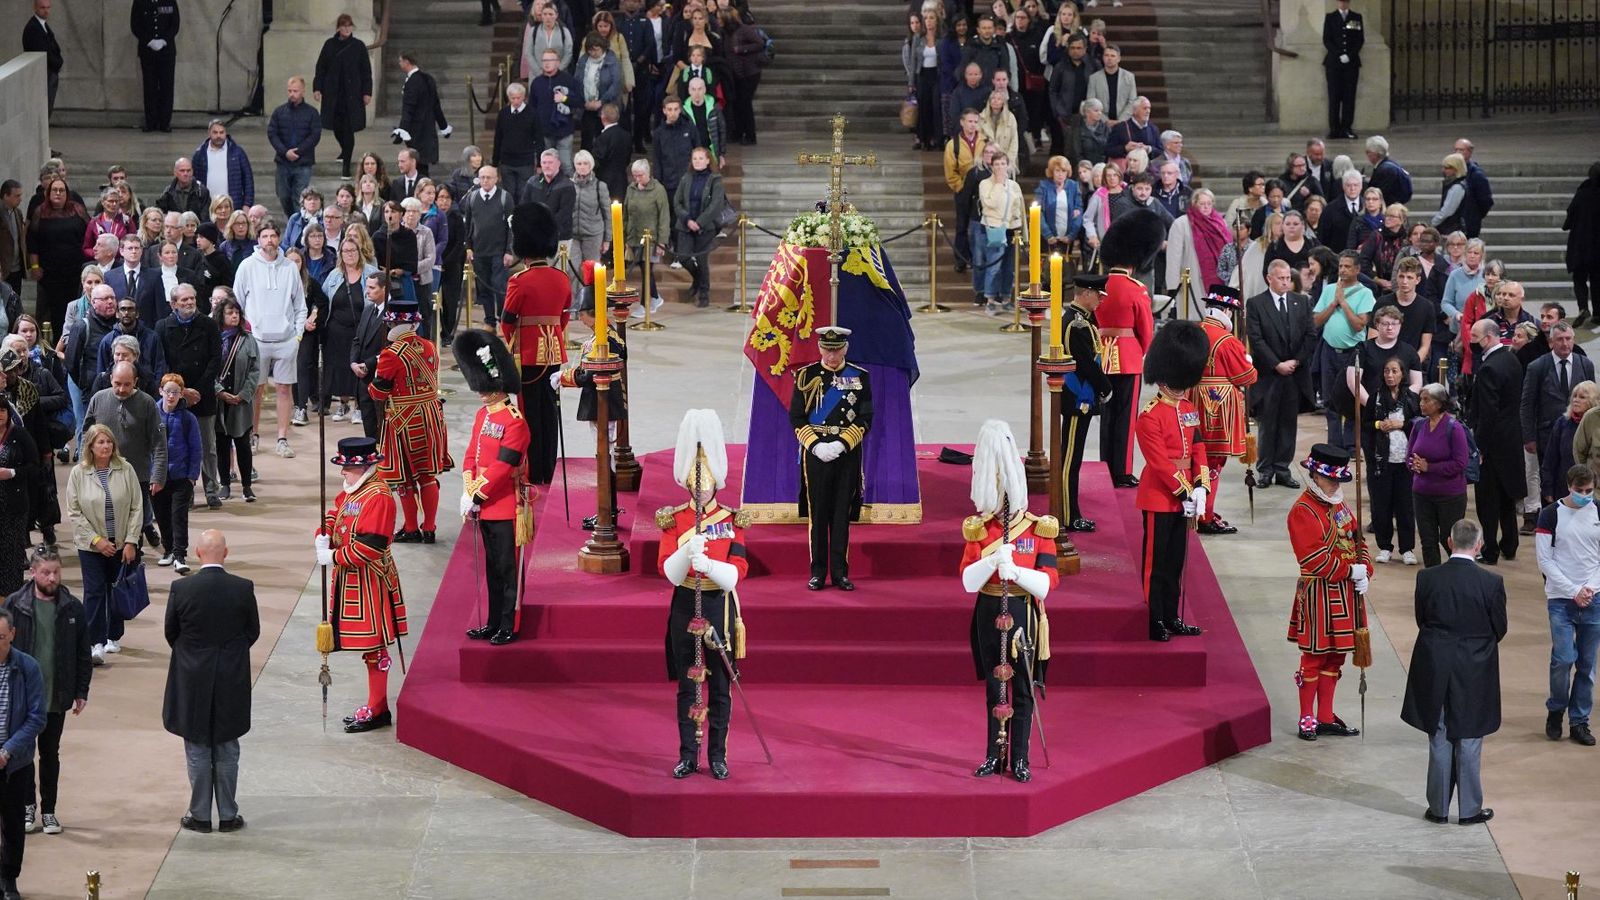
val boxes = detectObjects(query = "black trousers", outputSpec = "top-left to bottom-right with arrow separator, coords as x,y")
1061,410 -> 1094,521
915,67 -> 942,148
294,330 -> 323,408
216,430 -> 254,490
1414,491 -> 1468,567
631,74 -> 655,150
727,73 -> 761,142
803,449 -> 859,581
333,122 -> 357,168
139,45 -> 177,131
0,763 -> 34,879
519,365 -> 560,486
1325,63 -> 1358,134
1475,459 -> 1521,562
1368,460 -> 1415,553
1574,270 -> 1600,316
33,712 -> 65,814
357,381 -> 381,440
478,517 -> 519,634
976,592 -> 1037,763
1255,378 -> 1300,475
154,478 -> 194,557
668,586 -> 733,762
1101,374 -> 1139,481
1142,510 -> 1188,626
440,262 -> 465,338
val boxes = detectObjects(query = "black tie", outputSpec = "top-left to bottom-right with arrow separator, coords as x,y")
1349,200 -> 1357,214
128,270 -> 138,297
1561,358 -> 1571,397
1275,294 -> 1286,316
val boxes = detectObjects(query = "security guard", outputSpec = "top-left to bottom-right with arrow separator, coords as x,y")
131,0 -> 181,133
789,326 -> 873,591
1062,274 -> 1113,531
1323,0 -> 1364,140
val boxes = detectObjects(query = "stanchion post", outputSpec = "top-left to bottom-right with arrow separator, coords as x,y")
1181,267 -> 1193,320
466,75 -> 476,148
462,253 -> 476,333
920,214 -> 947,313
1000,231 -> 1027,333
728,214 -> 749,313
635,229 -> 665,332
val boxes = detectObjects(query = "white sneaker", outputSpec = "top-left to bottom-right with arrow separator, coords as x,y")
276,438 -> 295,458
291,406 -> 308,426
350,409 -> 363,425
1375,549 -> 1392,564
157,552 -> 175,567
331,401 -> 348,422
91,644 -> 105,666
669,260 -> 684,270
41,813 -> 61,834
173,557 -> 192,575
1402,551 -> 1418,566
23,804 -> 37,834
103,639 -> 122,654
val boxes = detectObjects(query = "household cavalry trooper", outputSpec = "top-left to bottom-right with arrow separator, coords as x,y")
315,436 -> 408,734
656,409 -> 750,781
1191,285 -> 1259,535
789,325 -> 873,592
453,329 -> 531,647
1135,319 -> 1211,643
368,295 -> 454,543
1288,443 -> 1369,741
1094,209 -> 1162,490
1061,274 -> 1113,532
961,419 -> 1060,784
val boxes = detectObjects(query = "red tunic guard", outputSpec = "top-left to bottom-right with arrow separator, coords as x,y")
1097,269 -> 1155,483
1191,315 -> 1258,528
322,467 -> 409,731
1136,391 -> 1211,636
369,331 -> 453,539
1287,479 -> 1370,739
463,399 -> 530,521
500,262 -> 570,486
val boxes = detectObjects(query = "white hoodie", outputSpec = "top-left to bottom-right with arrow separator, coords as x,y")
233,248 -> 307,343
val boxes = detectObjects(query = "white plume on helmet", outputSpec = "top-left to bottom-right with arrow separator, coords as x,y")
673,408 -> 729,491
971,419 -> 1028,518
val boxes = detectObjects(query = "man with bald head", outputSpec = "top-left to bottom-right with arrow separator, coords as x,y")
1468,317 -> 1527,564
163,529 -> 259,834
461,165 -> 514,325
84,360 -> 167,548
156,157 -> 211,219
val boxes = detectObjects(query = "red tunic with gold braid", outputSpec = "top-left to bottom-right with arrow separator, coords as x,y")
500,264 -> 570,366
1191,318 -> 1258,457
1286,490 -> 1370,653
369,332 -> 454,483
959,512 -> 1061,676
462,399 -> 529,522
1134,393 -> 1211,513
1096,270 -> 1154,375
323,476 -> 408,653
656,500 -> 751,677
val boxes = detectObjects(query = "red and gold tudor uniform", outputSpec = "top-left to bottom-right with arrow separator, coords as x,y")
1287,445 -> 1370,740
463,397 -> 530,640
1191,293 -> 1258,531
369,300 -> 453,541
1097,268 -> 1154,485
961,510 -> 1060,771
656,500 -> 750,772
500,261 -> 569,486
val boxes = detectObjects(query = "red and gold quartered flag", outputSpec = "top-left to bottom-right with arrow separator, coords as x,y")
743,243 -> 833,401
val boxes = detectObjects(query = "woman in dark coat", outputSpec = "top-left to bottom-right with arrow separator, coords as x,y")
0,400 -> 39,596
26,178 -> 90,339
1563,162 -> 1600,323
672,147 -> 726,308
432,185 -> 468,339
313,13 -> 374,178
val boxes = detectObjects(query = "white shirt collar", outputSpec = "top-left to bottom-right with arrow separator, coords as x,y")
1482,343 -> 1503,358
1448,551 -> 1476,561
201,563 -> 225,570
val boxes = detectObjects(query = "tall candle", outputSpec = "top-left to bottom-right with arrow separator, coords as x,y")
1029,201 -> 1042,289
593,263 -> 609,359
610,200 -> 625,281
1049,253 -> 1063,352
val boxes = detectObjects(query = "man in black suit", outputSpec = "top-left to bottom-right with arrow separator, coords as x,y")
1467,318 -> 1527,563
131,0 -> 181,133
21,0 -> 63,116
141,211 -> 204,273
1401,518 -> 1506,825
349,272 -> 389,440
1521,321 -> 1593,503
1306,138 -> 1336,196
162,529 -> 260,834
1322,0 -> 1363,140
591,104 -> 633,201
491,82 -> 541,199
1317,169 -> 1366,253
392,53 -> 451,176
1247,260 -> 1318,487
103,234 -> 149,309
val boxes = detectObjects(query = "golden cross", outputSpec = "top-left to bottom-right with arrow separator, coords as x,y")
796,114 -> 877,324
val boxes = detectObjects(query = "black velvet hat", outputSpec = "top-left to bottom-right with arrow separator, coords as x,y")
1303,443 -> 1354,482
331,436 -> 384,467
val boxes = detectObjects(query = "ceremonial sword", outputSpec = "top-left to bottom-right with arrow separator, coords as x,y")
1014,626 -> 1051,769
705,624 -> 774,765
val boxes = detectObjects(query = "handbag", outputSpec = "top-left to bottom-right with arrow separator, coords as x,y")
112,559 -> 151,620
899,91 -> 918,129
717,199 -> 739,231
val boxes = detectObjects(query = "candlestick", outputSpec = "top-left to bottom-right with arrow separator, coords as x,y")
1028,201 -> 1041,288
1048,253 -> 1063,352
593,263 -> 609,359
610,200 -> 625,282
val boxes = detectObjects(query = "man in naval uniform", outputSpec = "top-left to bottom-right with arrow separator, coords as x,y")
789,326 -> 873,591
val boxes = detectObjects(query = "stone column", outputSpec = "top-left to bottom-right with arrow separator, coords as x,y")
0,54 -> 48,184
1276,0 -> 1391,134
263,0 -> 382,114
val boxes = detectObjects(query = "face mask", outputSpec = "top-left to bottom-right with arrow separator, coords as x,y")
1572,492 -> 1595,508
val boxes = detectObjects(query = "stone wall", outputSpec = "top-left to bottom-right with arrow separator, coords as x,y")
0,0 -> 262,113
0,53 -> 48,185
1276,0 -> 1392,132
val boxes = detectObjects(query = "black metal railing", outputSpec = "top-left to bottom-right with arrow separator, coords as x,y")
1388,0 -> 1600,119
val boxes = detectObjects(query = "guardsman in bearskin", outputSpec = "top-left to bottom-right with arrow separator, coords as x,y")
500,202 -> 570,487
1137,320 -> 1211,642
656,409 -> 750,780
962,419 -> 1060,783
369,296 -> 454,544
789,326 -> 873,591
315,436 -> 409,734
1191,285 -> 1259,536
454,330 -> 530,646
554,261 -> 628,531
1095,209 -> 1162,489
1062,274 -> 1114,532
1288,443 -> 1370,741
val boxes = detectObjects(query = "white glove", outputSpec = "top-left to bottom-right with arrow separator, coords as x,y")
148,39 -> 167,51
687,534 -> 708,556
1190,487 -> 1208,519
440,124 -> 454,138
1352,572 -> 1370,594
997,560 -> 1021,583
810,441 -> 834,461
1182,499 -> 1197,517
392,128 -> 412,143
550,370 -> 564,391
314,534 -> 330,553
315,546 -> 335,567
994,543 -> 1015,566
1350,564 -> 1370,582
1339,53 -> 1350,63
459,492 -> 478,519
690,553 -> 714,575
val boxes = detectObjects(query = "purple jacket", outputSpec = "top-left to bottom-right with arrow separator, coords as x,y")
1406,413 -> 1469,497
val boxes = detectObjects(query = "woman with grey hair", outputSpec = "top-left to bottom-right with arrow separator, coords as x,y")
447,145 -> 484,200
1406,382 -> 1471,567
1074,98 -> 1108,166
569,149 -> 612,269
622,158 -> 670,313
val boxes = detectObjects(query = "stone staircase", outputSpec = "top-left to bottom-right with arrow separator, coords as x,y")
1150,0 -> 1271,131
750,0 -> 909,139
379,0 -> 508,146
1077,0 -> 1172,125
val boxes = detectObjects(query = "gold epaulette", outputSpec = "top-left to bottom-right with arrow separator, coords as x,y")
655,505 -> 684,529
963,514 -> 992,542
731,508 -> 752,528
1140,396 -> 1161,414
1031,514 -> 1060,539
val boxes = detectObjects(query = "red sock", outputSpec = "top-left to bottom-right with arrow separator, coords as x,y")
364,651 -> 390,713
419,480 -> 440,532
1297,653 -> 1321,721
1317,654 -> 1344,724
1207,457 -> 1226,521
398,487 -> 419,532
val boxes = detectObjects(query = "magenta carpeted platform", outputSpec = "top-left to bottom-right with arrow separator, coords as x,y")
396,447 -> 1271,838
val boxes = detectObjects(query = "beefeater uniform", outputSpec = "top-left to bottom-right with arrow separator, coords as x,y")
463,397 -> 530,636
1097,269 -> 1154,483
1192,315 -> 1258,527
500,261 -> 569,486
370,328 -> 454,537
789,335 -> 873,587
1288,483 -> 1370,736
323,465 -> 408,730
1062,294 -> 1112,526
1136,391 -> 1209,631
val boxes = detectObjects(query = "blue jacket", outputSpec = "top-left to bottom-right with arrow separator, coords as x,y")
577,51 -> 623,106
97,323 -> 167,383
190,136 -> 256,209
1541,413 -> 1579,503
1034,179 -> 1082,241
0,649 -> 46,775
268,99 -> 323,167
531,71 -> 581,140
160,401 -> 203,481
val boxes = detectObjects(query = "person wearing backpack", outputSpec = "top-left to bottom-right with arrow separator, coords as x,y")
1408,382 -> 1471,567
1533,464 -> 1600,747
1365,136 -> 1413,205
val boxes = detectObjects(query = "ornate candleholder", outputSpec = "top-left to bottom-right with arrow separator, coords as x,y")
607,294 -> 642,493
578,353 -> 631,574
1036,349 -> 1082,576
1017,287 -> 1051,496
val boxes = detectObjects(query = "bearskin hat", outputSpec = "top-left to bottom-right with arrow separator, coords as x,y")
511,201 -> 559,261
1144,319 -> 1209,391
1098,208 -> 1167,272
452,329 -> 521,395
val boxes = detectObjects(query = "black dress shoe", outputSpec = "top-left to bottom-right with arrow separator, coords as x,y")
1149,622 -> 1171,642
954,262 -> 969,274
392,529 -> 423,544
1011,759 -> 1032,783
219,815 -> 246,832
807,576 -> 825,591
1423,810 -> 1449,824
1164,618 -> 1203,637
1573,724 -> 1597,746
709,760 -> 730,780
0,875 -> 19,900
1502,549 -> 1516,561
421,530 -> 436,544
833,577 -> 855,591
672,758 -> 699,779
973,756 -> 1002,777
466,624 -> 495,640
1273,471 -> 1301,488
1547,709 -> 1564,740
1068,518 -> 1096,532
344,709 -> 393,733
583,514 -> 598,530
1196,518 -> 1237,535
180,814 -> 212,833
1113,475 -> 1140,488
1314,716 -> 1360,737
1459,808 -> 1494,825
489,630 -> 517,645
